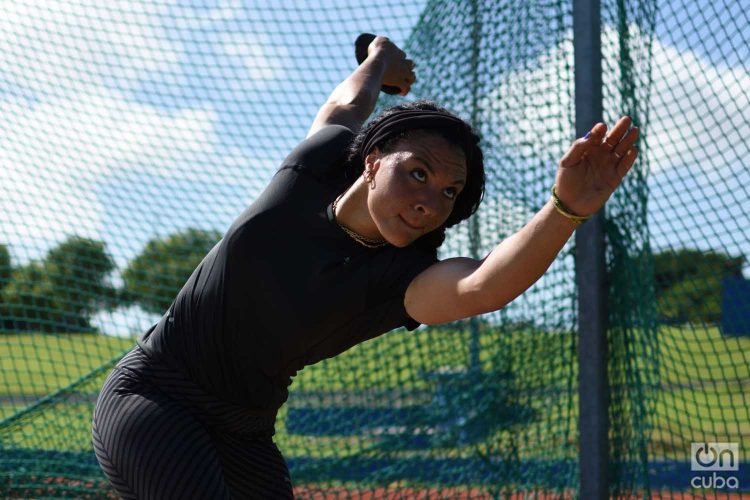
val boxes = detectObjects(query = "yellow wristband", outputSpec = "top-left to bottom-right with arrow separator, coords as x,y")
550,185 -> 591,226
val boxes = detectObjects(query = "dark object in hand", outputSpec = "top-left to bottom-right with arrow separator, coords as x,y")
355,33 -> 401,95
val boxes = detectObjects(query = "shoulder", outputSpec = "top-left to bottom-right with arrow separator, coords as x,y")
371,244 -> 438,298
280,124 -> 355,175
361,244 -> 439,332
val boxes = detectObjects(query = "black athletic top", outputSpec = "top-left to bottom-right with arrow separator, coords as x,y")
137,125 -> 438,412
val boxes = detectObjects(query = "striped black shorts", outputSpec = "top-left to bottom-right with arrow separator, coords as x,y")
92,346 -> 293,499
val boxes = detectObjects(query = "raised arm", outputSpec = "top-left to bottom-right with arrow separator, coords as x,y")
404,117 -> 640,325
306,36 -> 416,138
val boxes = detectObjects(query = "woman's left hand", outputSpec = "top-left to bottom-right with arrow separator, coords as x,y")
554,116 -> 639,217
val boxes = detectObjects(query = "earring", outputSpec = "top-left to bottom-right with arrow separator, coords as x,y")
364,170 -> 376,189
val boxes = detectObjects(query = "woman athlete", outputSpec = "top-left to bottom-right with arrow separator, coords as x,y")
92,35 -> 639,499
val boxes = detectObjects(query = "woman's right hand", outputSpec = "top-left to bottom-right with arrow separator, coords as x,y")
367,36 -> 416,96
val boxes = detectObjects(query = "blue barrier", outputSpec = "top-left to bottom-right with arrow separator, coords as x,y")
3,450 -> 748,492
722,276 -> 750,336
286,407 -> 427,435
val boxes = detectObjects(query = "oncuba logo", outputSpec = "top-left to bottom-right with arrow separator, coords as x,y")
691,442 -> 740,490
691,443 -> 738,471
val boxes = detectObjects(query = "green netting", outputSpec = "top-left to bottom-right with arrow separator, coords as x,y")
0,0 -> 747,498
599,0 -> 750,496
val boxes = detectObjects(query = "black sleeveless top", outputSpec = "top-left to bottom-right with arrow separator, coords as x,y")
137,125 -> 438,411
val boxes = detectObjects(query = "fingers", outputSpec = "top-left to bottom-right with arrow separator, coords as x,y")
560,117 -> 639,173
403,59 -> 416,81
612,125 -> 639,160
602,116 -> 633,149
616,146 -> 638,179
559,122 -> 607,167
373,36 -> 406,60
371,36 -> 416,95
399,81 -> 415,96
601,117 -> 628,147
599,116 -> 639,179
602,116 -> 639,178
398,59 -> 416,96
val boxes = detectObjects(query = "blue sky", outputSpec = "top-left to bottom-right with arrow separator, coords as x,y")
0,0 -> 747,335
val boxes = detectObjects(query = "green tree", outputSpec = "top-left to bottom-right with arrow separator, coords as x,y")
45,236 -> 119,318
653,249 -> 745,324
1,261 -> 57,331
0,237 -> 117,332
0,244 -> 10,294
122,228 -> 221,315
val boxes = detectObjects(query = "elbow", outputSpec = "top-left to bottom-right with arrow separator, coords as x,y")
463,272 -> 512,317
459,273 -> 507,318
336,81 -> 379,111
340,94 -> 377,123
329,82 -> 376,109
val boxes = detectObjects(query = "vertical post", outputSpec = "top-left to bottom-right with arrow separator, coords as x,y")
573,0 -> 610,499
468,0 -> 482,373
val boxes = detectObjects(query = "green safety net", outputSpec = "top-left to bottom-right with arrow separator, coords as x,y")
599,0 -> 750,497
1,0 -> 747,498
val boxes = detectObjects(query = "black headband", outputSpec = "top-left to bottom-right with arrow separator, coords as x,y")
360,110 -> 473,166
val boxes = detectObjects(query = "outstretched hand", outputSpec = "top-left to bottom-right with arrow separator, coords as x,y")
555,116 -> 639,217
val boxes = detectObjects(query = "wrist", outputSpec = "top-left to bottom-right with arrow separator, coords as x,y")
365,46 -> 391,65
545,199 -> 579,232
550,185 -> 590,228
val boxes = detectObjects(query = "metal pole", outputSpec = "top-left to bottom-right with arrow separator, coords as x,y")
573,0 -> 610,498
468,0 -> 482,374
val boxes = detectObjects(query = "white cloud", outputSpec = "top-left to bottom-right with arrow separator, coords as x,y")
0,0 -> 187,245
220,33 -> 289,83
0,1 -> 287,250
0,93 -> 221,244
643,35 -> 749,174
166,2 -> 289,85
2,94 -> 217,176
467,23 -> 749,324
480,44 -> 575,159
480,24 -> 749,176
0,88 -> 283,252
91,304 -> 159,338
0,0 -> 182,96
173,0 -> 244,28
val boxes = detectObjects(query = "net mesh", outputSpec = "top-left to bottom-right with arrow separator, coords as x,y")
599,0 -> 750,496
0,0 -> 747,498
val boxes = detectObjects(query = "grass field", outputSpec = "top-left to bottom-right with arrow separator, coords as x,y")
0,333 -> 134,398
1,324 -> 748,463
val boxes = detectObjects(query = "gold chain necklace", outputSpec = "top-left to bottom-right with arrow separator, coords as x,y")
331,194 -> 389,249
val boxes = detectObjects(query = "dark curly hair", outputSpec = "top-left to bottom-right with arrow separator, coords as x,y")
342,100 -> 485,250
